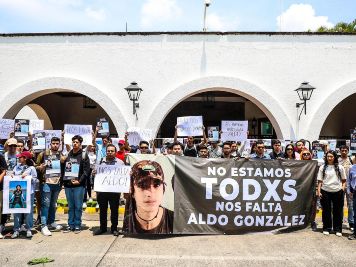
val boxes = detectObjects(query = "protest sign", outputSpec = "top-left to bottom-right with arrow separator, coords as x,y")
64,124 -> 92,145
111,138 -> 119,151
127,127 -> 153,146
173,157 -> 317,234
29,119 -> 44,133
34,130 -> 62,150
350,129 -> 356,154
2,176 -> 32,214
94,164 -> 131,193
0,119 -> 14,139
312,142 -> 325,160
207,126 -> 219,142
32,131 -> 46,152
97,118 -> 110,137
64,158 -> 80,180
221,121 -> 248,142
176,116 -> 203,137
44,154 -> 61,184
14,119 -> 30,137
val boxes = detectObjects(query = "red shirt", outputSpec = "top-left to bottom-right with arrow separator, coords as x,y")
116,150 -> 127,162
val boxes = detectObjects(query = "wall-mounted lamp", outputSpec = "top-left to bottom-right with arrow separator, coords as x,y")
295,81 -> 315,120
125,81 -> 143,115
203,0 -> 212,32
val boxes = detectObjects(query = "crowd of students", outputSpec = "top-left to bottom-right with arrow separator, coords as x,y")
0,126 -> 355,240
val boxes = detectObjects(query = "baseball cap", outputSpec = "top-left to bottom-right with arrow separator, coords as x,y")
7,138 -> 17,146
16,151 -> 32,159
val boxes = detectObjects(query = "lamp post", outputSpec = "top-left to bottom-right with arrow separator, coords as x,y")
125,82 -> 143,116
295,82 -> 315,120
203,0 -> 211,32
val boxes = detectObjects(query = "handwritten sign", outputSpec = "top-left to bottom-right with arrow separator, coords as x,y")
0,119 -> 14,139
94,164 -> 131,193
127,127 -> 153,146
29,119 -> 44,134
176,116 -> 203,137
97,118 -> 109,137
64,124 -> 92,145
221,120 -> 248,142
14,119 -> 29,137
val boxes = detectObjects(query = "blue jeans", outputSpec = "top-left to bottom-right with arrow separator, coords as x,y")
353,194 -> 356,234
13,193 -> 34,231
347,193 -> 354,225
65,186 -> 85,229
41,183 -> 61,226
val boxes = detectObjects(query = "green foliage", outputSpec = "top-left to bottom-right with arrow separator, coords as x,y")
28,257 -> 54,265
316,19 -> 356,33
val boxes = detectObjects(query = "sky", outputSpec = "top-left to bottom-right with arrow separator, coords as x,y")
0,0 -> 355,33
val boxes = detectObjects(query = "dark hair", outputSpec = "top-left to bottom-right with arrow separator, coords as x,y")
322,150 -> 341,180
72,135 -> 83,144
106,143 -> 117,152
25,158 -> 35,166
17,139 -> 25,145
172,141 -> 183,150
297,139 -> 306,145
139,140 -> 149,147
198,144 -> 208,151
256,140 -> 264,146
222,142 -> 231,148
284,144 -> 296,159
51,137 -> 61,143
272,139 -> 281,145
339,145 -> 349,151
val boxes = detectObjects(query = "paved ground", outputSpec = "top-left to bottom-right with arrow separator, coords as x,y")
0,214 -> 355,267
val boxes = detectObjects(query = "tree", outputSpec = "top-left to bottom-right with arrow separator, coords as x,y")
316,19 -> 356,33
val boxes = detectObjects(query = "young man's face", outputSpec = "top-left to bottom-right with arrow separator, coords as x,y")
231,143 -> 237,152
134,178 -> 164,213
139,143 -> 149,154
340,148 -> 349,158
273,143 -> 281,153
172,145 -> 182,155
187,136 -> 194,146
16,142 -> 24,153
106,146 -> 116,160
50,141 -> 60,152
199,148 -> 209,158
102,138 -> 109,146
223,145 -> 231,156
72,139 -> 81,149
256,144 -> 265,155
8,144 -> 17,153
296,142 -> 304,152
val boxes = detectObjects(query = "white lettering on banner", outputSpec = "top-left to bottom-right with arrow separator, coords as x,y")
0,119 -> 14,139
208,166 -> 291,178
221,120 -> 248,142
64,124 -> 92,145
94,164 -> 131,193
176,116 -> 203,137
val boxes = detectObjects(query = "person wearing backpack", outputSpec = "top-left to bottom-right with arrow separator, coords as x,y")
61,135 -> 90,234
36,136 -> 64,236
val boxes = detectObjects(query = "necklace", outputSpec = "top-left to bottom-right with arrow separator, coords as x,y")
136,207 -> 161,230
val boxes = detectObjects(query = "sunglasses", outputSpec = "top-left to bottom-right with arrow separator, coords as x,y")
302,153 -> 311,156
136,178 -> 165,190
140,146 -> 149,149
286,148 -> 293,151
257,146 -> 265,149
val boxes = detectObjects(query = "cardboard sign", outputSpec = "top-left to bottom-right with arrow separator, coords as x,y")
94,164 -> 131,193
32,131 -> 46,152
0,119 -> 14,139
14,119 -> 30,137
127,127 -> 154,146
176,116 -> 203,137
64,124 -> 92,145
221,121 -> 248,142
2,176 -> 32,214
29,119 -> 44,134
97,118 -> 110,137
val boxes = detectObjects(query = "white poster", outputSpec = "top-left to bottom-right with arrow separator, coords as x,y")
64,124 -> 92,145
34,130 -> 62,150
29,119 -> 44,134
176,116 -> 203,137
0,119 -> 14,139
32,131 -> 46,152
94,164 -> 131,193
221,120 -> 248,142
2,176 -> 32,214
127,127 -> 153,146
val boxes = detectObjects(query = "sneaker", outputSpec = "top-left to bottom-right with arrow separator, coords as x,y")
63,226 -> 74,233
82,202 -> 87,209
26,230 -> 33,238
88,198 -> 93,202
336,232 -> 342,237
95,203 -> 99,209
0,232 -> 4,239
323,231 -> 330,235
74,227 -> 81,234
11,231 -> 19,239
93,229 -> 107,236
348,234 -> 356,240
20,224 -> 26,232
350,223 -> 354,231
50,222 -> 63,231
41,226 -> 52,236
311,222 -> 318,232
112,230 -> 119,237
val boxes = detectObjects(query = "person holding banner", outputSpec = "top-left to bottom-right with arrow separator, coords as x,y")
36,136 -> 63,236
284,144 -> 296,160
251,140 -> 271,159
11,151 -> 37,238
174,125 -> 207,157
269,140 -> 284,159
198,145 -> 209,158
317,150 -> 346,237
93,144 -> 124,236
4,138 -> 18,172
61,135 -> 90,234
123,160 -> 173,234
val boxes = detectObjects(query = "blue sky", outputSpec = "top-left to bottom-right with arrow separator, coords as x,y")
0,0 -> 355,33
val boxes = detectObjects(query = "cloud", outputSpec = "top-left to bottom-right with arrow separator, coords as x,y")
141,0 -> 182,28
277,4 -> 334,31
206,13 -> 238,31
85,7 -> 106,21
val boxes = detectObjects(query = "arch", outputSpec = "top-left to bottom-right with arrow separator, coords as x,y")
0,77 -> 128,134
15,104 -> 54,130
146,76 -> 293,139
306,80 -> 356,140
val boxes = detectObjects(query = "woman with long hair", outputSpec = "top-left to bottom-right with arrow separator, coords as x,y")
317,150 -> 346,236
284,144 -> 296,160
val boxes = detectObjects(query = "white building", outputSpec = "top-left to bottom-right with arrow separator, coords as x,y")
0,32 -> 355,142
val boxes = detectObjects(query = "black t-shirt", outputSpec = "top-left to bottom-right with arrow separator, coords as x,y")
0,154 -> 8,191
183,144 -> 198,157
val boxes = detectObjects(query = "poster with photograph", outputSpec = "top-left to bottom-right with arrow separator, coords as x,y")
351,129 -> 356,154
312,142 -> 325,160
207,126 -> 219,142
176,116 -> 203,137
64,124 -> 92,145
2,176 -> 32,214
32,131 -> 46,152
14,119 -> 30,137
64,158 -> 80,180
123,154 -> 175,234
97,118 -> 110,137
33,130 -> 62,150
94,164 -> 131,193
44,154 -> 61,184
0,119 -> 14,139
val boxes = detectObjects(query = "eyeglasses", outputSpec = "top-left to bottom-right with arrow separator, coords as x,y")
257,146 -> 264,149
286,148 -> 293,151
136,178 -> 165,190
302,153 -> 311,157
140,146 -> 149,149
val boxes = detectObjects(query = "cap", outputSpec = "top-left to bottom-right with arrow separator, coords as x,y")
7,138 -> 17,146
132,160 -> 164,182
118,140 -> 125,145
16,151 -> 32,159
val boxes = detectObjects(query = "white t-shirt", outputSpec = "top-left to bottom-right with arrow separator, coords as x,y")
317,165 -> 346,192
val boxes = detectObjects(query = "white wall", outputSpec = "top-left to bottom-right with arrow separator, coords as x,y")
0,33 -> 355,140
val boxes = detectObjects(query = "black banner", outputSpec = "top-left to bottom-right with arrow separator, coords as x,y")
173,157 -> 318,234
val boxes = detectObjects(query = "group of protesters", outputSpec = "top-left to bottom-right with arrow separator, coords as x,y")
0,123 -> 355,241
